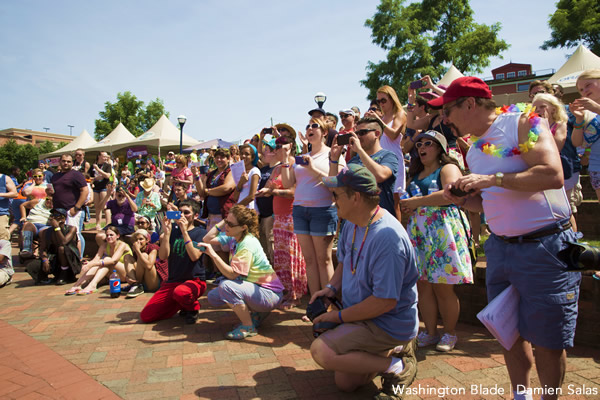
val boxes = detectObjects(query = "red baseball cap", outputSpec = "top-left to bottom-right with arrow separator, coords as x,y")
427,77 -> 492,108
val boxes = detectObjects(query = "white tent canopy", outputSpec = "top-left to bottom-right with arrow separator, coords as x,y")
40,129 -> 96,159
135,114 -> 199,150
85,122 -> 137,153
438,65 -> 464,87
548,44 -> 600,87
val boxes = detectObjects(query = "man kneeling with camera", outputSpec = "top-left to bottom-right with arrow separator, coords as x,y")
309,165 -> 419,399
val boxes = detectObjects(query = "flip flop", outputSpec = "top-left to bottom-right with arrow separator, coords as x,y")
65,288 -> 80,296
77,289 -> 97,296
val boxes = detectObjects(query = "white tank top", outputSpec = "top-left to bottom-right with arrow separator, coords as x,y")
466,113 -> 571,237
381,116 -> 406,192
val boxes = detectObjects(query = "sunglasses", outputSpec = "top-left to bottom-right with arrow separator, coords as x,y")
224,220 -> 240,228
368,107 -> 378,112
415,140 -> 435,149
376,98 -> 388,104
340,114 -> 351,119
278,128 -> 288,133
355,129 -> 376,136
33,175 -> 43,178
306,123 -> 320,130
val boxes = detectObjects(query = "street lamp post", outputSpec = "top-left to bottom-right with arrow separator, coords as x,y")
67,125 -> 74,135
177,115 -> 187,155
314,92 -> 327,108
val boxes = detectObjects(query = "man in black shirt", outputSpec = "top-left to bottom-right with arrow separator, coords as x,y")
140,200 -> 207,324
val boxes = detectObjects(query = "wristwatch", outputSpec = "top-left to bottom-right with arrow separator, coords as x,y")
495,172 -> 504,187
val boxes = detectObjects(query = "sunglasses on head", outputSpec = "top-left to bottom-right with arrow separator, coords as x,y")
376,98 -> 388,104
306,123 -> 320,130
355,129 -> 376,136
415,140 -> 435,149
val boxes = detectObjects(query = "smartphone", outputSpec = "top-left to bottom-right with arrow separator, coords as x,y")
337,134 -> 351,146
199,165 -> 209,174
410,79 -> 426,89
295,155 -> 309,165
166,210 -> 181,220
264,128 -> 273,134
449,187 -> 474,197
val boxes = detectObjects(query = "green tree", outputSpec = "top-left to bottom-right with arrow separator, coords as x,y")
541,0 -> 600,56
362,0 -> 509,100
94,92 -> 170,140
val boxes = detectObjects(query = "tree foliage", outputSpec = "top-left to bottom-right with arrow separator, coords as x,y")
0,140 -> 65,179
362,0 -> 509,100
541,0 -> 600,56
94,91 -> 169,140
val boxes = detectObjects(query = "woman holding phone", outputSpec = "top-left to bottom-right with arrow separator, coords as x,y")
281,118 -> 345,296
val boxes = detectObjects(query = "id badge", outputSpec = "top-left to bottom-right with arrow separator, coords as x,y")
117,218 -> 123,225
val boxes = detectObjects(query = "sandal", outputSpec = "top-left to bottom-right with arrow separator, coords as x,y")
250,311 -> 270,328
65,287 -> 80,296
77,288 -> 97,296
226,324 -> 257,340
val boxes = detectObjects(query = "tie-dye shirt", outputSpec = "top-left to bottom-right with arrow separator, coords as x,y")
217,233 -> 284,292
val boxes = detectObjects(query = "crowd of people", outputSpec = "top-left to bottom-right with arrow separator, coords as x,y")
1,69 -> 599,399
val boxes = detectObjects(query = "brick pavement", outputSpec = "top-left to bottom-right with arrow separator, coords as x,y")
1,262 -> 599,399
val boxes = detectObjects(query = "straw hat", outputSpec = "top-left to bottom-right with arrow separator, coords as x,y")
140,177 -> 155,192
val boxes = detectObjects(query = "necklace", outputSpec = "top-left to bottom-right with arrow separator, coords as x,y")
471,103 -> 542,158
350,206 -> 380,275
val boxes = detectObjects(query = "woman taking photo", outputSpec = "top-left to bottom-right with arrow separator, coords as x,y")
65,225 -> 134,295
201,205 -> 284,339
197,148 -> 236,230
234,144 -> 261,209
281,118 -> 344,295
399,131 -> 473,352
258,136 -> 307,308
171,155 -> 193,193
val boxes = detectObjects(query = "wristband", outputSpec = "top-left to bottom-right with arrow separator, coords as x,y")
407,103 -> 415,107
573,121 -> 585,129
329,158 -> 338,164
282,164 -> 290,168
338,310 -> 344,324
54,227 -> 60,231
184,240 -> 192,246
216,225 -> 222,232
325,283 -> 337,294
42,258 -> 48,263
101,260 -> 104,267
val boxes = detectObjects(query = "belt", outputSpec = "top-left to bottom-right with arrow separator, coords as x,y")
498,221 -> 571,243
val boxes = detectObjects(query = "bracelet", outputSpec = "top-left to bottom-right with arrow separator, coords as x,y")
573,121 -> 585,129
184,240 -> 192,246
338,310 -> 344,324
329,158 -> 338,164
42,258 -> 48,263
54,227 -> 60,231
282,164 -> 290,168
407,103 -> 415,107
101,260 -> 104,267
216,225 -> 222,232
325,283 -> 337,294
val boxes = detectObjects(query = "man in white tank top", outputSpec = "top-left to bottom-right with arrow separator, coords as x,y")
429,77 -> 579,400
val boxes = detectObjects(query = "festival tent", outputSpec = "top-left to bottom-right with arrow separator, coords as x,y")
39,129 -> 96,159
134,114 -> 199,151
84,122 -> 137,153
184,138 -> 236,152
548,44 -> 600,88
437,65 -> 464,87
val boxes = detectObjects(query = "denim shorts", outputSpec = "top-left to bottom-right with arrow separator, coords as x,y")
292,205 -> 338,236
484,225 -> 580,349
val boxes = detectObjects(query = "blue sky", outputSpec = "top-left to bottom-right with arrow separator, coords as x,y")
0,1 -> 572,144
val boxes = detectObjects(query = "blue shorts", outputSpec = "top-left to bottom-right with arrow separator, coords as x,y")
484,225 -> 580,349
292,205 -> 337,236
32,223 -> 49,233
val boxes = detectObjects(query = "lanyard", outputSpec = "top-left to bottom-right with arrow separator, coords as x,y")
350,206 -> 380,275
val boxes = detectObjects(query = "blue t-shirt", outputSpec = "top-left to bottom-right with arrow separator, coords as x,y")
579,111 -> 600,172
337,210 -> 419,341
348,149 -> 398,216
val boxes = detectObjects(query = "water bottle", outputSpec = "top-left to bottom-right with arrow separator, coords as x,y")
428,179 -> 439,195
109,270 -> 121,298
399,189 -> 410,200
408,181 -> 422,197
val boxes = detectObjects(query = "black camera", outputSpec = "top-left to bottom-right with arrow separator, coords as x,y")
306,296 -> 343,338
558,241 -> 600,271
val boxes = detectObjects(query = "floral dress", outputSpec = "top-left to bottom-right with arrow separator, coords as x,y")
407,168 -> 473,285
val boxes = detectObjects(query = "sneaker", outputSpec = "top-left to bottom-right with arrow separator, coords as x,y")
184,310 -> 199,325
417,331 -> 440,347
126,285 -> 145,298
19,250 -> 32,259
436,333 -> 457,352
375,339 -> 418,399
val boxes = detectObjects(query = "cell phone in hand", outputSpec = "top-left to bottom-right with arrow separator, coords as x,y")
409,79 -> 426,89
295,156 -> 309,166
336,134 -> 351,146
449,186 -> 474,197
166,210 -> 181,220
263,128 -> 273,134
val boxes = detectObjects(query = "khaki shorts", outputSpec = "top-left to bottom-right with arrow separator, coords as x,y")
0,215 -> 9,240
319,319 -> 410,356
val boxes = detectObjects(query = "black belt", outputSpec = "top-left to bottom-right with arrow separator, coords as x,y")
498,221 -> 571,243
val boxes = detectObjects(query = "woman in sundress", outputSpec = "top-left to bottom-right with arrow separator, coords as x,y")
399,130 -> 473,352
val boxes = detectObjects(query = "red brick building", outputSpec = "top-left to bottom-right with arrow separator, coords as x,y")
0,128 -> 75,146
484,63 -> 555,104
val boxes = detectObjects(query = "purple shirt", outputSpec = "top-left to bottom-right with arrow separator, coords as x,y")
50,170 -> 87,209
106,199 -> 135,227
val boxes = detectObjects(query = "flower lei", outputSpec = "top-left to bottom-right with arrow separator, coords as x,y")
471,103 -> 542,158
